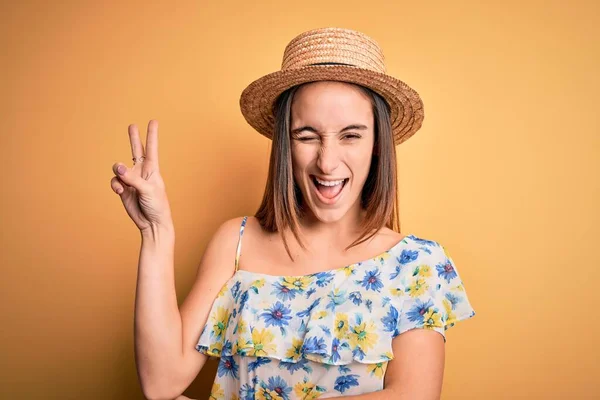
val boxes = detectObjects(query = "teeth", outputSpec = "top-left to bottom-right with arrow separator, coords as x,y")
315,177 -> 345,186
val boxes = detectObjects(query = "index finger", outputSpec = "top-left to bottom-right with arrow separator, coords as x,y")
145,119 -> 159,163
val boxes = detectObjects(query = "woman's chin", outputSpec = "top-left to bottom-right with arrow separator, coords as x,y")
303,196 -> 360,224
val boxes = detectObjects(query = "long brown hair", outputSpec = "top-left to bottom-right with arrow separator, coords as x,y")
254,82 -> 401,260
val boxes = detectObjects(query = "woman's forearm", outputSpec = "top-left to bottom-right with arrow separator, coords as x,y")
134,223 -> 183,398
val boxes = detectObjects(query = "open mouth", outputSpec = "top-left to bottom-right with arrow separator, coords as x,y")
310,175 -> 349,203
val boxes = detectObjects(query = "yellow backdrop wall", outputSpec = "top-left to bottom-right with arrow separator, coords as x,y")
1,1 -> 598,398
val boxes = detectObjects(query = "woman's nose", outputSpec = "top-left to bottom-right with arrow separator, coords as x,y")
316,144 -> 340,174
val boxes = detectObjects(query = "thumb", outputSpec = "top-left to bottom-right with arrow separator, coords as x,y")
113,163 -> 147,191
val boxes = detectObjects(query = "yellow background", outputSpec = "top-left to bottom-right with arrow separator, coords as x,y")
2,0 -> 598,398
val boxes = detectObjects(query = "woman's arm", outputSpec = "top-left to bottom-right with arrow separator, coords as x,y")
135,217 -> 244,400
340,328 -> 445,400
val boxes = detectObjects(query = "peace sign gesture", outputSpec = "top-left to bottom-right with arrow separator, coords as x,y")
110,120 -> 173,233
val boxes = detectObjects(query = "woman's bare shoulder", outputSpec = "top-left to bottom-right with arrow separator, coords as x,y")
373,226 -> 409,245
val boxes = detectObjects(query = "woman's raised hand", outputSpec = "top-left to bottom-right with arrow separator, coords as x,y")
111,120 -> 173,233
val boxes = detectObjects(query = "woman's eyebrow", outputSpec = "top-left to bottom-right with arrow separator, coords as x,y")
291,124 -> 368,134
291,126 -> 318,135
340,124 -> 368,132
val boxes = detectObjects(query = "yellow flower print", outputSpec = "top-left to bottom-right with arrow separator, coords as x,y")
383,351 -> 394,360
235,318 -> 248,334
407,278 -> 428,298
216,284 -> 227,298
209,382 -> 224,400
342,264 -> 356,276
422,308 -> 443,329
316,310 -> 328,319
443,298 -> 457,326
211,306 -> 230,338
236,337 -> 255,354
294,380 -> 323,399
282,276 -> 312,291
256,387 -> 284,400
348,321 -> 379,352
285,337 -> 304,361
390,287 -> 404,297
294,380 -> 313,398
206,340 -> 223,356
250,328 -> 277,356
231,395 -> 240,400
251,278 -> 265,289
367,361 -> 388,378
375,251 -> 391,264
417,264 -> 432,277
334,313 -> 349,339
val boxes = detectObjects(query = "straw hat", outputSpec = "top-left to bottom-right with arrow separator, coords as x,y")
239,27 -> 424,146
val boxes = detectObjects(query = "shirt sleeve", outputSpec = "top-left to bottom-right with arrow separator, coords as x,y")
395,243 -> 476,342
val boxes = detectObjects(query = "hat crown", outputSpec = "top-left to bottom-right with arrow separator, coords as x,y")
281,27 -> 386,73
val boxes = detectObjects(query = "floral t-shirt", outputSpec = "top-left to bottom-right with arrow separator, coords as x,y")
196,217 -> 476,399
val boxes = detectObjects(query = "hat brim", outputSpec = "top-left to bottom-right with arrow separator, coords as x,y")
239,64 -> 424,146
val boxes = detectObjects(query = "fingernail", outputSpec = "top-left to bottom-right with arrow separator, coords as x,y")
117,165 -> 126,175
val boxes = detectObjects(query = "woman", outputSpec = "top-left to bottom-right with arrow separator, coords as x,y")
111,28 -> 475,400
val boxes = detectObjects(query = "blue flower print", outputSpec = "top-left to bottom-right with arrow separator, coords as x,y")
445,292 -> 462,309
272,281 -> 297,301
338,364 -> 351,374
261,301 -> 292,328
397,249 -> 419,265
238,290 -> 249,312
349,291 -> 363,305
412,237 -> 438,247
334,374 -> 360,393
314,271 -> 334,287
319,325 -> 332,336
264,376 -> 292,400
217,355 -> 239,378
358,268 -> 383,292
419,246 -> 432,254
222,340 -> 233,354
297,298 -> 321,318
436,258 -> 458,283
330,338 -> 341,363
329,338 -> 349,363
279,358 -> 313,375
303,336 -> 327,355
352,346 -> 366,360
240,384 -> 255,400
248,357 -> 271,372
365,299 -> 373,312
305,287 -> 317,298
230,280 -> 241,301
326,289 -> 347,311
381,305 -> 399,336
390,265 -> 402,279
406,298 -> 435,325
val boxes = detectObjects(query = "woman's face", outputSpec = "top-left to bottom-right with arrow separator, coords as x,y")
290,81 -> 375,224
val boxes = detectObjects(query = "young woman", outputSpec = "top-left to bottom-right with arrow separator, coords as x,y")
111,28 -> 475,400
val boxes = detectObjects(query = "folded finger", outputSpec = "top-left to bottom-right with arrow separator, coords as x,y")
111,176 -> 125,195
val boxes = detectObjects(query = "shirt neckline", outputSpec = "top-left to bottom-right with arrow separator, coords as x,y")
234,234 -> 416,279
